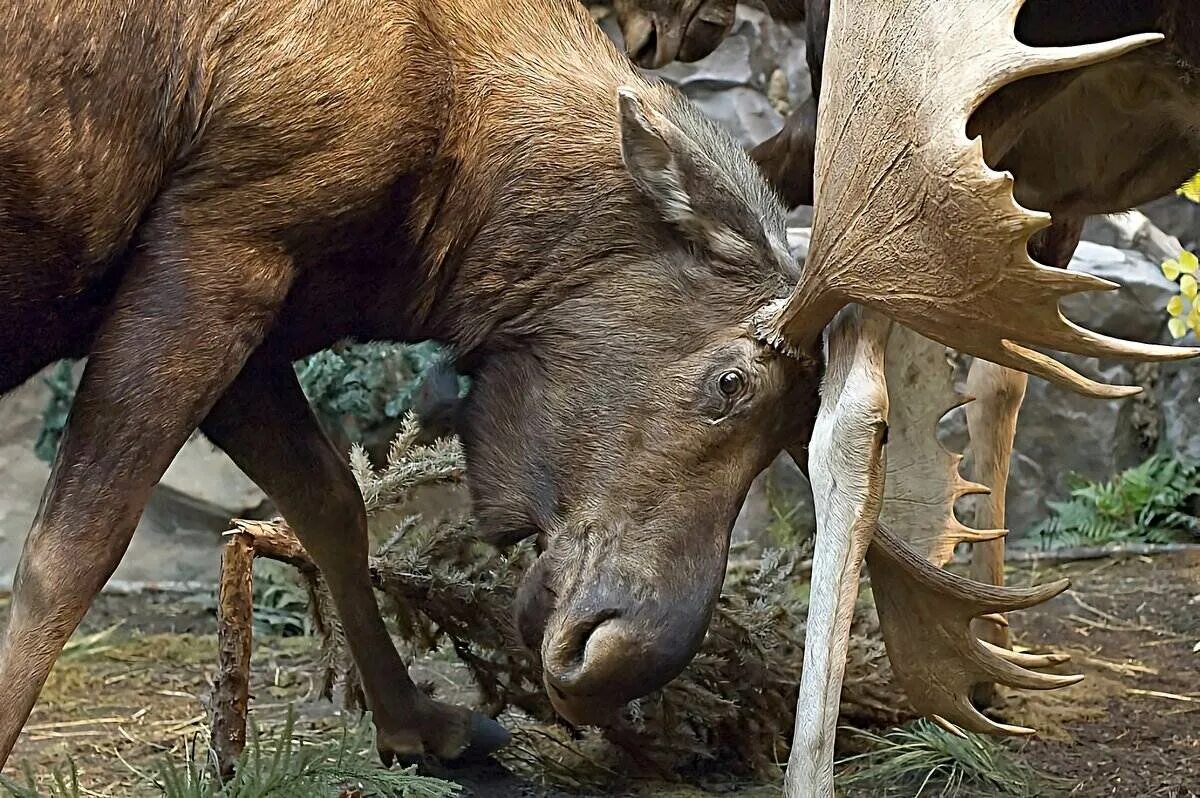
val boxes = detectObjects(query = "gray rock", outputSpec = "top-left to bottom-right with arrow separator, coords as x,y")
1140,195 -> 1200,251
1159,361 -> 1200,462
593,3 -> 810,150
1008,354 -> 1150,535
0,368 -> 265,588
1059,241 -> 1178,344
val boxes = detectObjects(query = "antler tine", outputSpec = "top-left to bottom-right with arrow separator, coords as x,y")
756,0 -> 1199,398
995,34 -> 1166,95
867,523 -> 1082,735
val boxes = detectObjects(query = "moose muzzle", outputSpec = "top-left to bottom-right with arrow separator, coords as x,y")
515,537 -> 724,726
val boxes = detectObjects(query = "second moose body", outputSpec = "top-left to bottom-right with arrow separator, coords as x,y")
0,0 -> 824,770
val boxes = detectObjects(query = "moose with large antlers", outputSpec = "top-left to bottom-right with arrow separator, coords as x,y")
615,0 -> 1200,793
0,0 -> 1196,795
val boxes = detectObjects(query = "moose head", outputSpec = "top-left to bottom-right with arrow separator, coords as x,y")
443,1 -> 1195,782
441,84 -> 822,727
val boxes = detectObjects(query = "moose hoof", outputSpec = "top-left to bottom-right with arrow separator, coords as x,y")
452,712 -> 512,765
376,706 -> 511,769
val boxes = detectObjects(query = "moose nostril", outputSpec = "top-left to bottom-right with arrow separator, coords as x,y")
566,608 -> 621,666
547,607 -> 622,684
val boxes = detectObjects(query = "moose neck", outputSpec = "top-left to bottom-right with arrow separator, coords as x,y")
412,0 -> 658,361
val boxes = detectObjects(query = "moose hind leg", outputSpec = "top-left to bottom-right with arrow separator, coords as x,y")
0,226 -> 292,771
200,353 -> 509,765
964,360 -> 1027,648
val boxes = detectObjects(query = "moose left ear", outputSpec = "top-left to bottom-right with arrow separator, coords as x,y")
616,87 -> 787,266
617,87 -> 697,226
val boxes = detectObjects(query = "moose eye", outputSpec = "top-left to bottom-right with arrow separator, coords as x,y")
717,370 -> 745,397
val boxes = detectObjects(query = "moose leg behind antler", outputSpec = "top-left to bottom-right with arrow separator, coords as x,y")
963,359 -> 1026,704
784,306 -> 892,798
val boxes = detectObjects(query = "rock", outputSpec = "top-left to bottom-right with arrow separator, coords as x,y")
1007,354 -> 1150,533
592,3 -> 810,150
1139,195 -> 1200,251
1159,361 -> 1200,462
1059,241 -> 1178,344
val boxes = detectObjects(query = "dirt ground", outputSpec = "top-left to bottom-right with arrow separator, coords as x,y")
1,550 -> 1197,797
997,550 -> 1200,798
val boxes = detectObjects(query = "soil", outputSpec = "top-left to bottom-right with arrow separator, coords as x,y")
1,551 -> 1197,797
996,550 -> 1200,798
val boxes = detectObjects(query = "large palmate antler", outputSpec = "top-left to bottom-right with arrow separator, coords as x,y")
765,1 -> 1200,794
876,328 -> 1001,567
870,325 -> 1081,736
754,0 -> 1198,398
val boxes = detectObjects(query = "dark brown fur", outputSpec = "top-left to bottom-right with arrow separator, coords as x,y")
0,0 -> 820,770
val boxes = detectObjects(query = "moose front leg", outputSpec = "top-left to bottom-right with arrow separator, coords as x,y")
0,227 -> 292,771
200,353 -> 509,765
963,217 -> 1085,706
964,360 -> 1026,659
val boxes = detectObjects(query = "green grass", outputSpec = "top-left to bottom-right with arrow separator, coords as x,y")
1,710 -> 460,798
836,720 -> 1067,798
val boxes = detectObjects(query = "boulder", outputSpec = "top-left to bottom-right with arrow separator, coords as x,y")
591,3 -> 810,150
0,369 -> 266,589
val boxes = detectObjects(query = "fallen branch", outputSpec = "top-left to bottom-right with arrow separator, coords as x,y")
209,531 -> 255,781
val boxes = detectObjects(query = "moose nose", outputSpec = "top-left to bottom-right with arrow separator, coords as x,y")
538,590 -> 705,726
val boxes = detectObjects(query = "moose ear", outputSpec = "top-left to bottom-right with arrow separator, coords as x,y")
616,87 -> 698,226
617,87 -> 785,264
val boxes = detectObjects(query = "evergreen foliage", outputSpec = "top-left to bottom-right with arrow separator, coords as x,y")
837,719 -> 1065,798
32,342 -> 457,462
290,415 -> 902,791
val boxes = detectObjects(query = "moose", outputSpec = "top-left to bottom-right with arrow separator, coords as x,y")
614,0 -> 1200,792
6,0 -> 826,771
1,0 -> 1195,795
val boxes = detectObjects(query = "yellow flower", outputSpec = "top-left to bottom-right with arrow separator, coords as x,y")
1190,303 -> 1200,334
1180,172 -> 1200,204
1163,250 -> 1198,281
1169,317 -> 1188,339
1184,274 -> 1199,300
1168,295 -> 1185,317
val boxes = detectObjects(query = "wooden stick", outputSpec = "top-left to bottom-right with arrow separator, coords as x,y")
210,531 -> 255,781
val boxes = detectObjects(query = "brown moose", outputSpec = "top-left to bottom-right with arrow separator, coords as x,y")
0,0 -> 823,771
